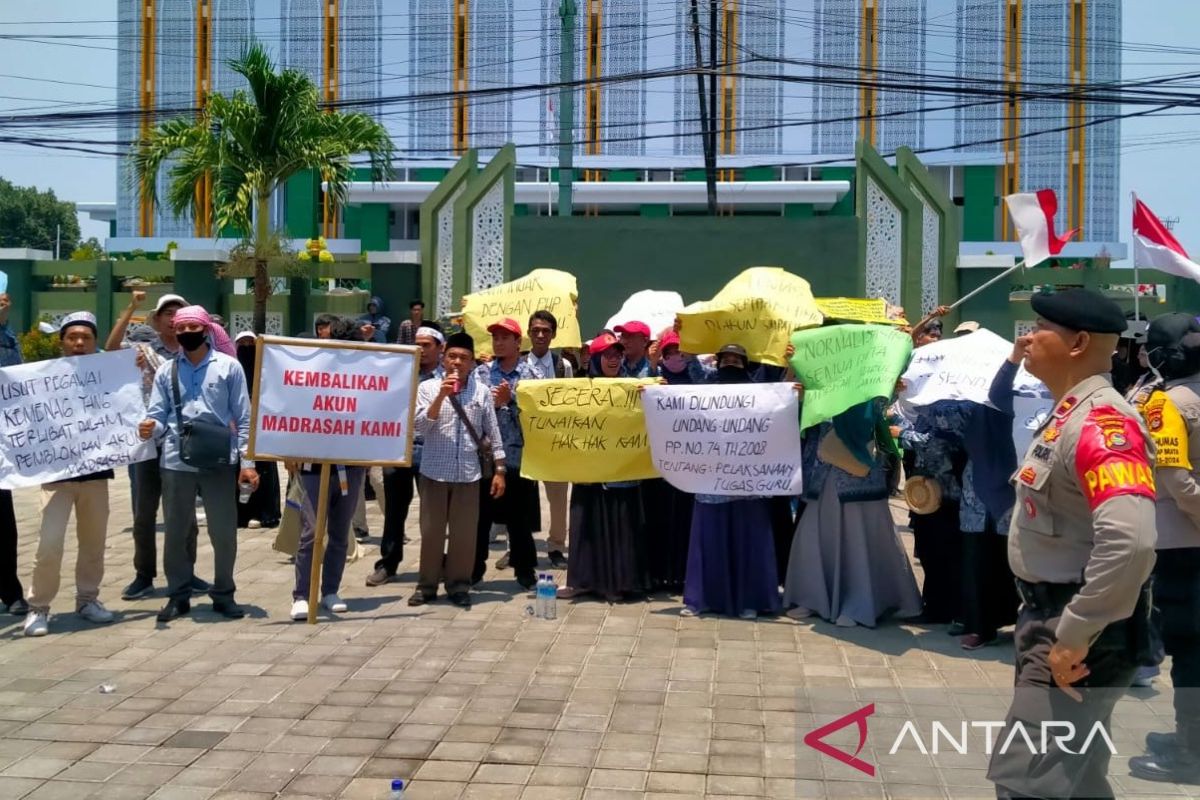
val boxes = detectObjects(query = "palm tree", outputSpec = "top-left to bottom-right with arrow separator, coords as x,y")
132,43 -> 394,333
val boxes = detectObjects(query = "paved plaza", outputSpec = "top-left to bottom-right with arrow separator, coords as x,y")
0,481 -> 1190,799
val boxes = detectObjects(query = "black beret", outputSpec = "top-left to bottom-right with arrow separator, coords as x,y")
445,331 -> 475,353
1030,289 -> 1127,334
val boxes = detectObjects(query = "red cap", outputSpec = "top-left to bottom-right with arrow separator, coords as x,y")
615,320 -> 651,338
588,332 -> 624,356
487,317 -> 522,337
658,330 -> 680,349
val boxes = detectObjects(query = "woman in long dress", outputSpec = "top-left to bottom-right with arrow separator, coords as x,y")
558,332 -> 650,602
680,344 -> 782,619
784,400 -> 921,627
642,329 -> 709,591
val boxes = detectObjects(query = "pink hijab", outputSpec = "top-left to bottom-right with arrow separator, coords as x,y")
173,305 -> 236,357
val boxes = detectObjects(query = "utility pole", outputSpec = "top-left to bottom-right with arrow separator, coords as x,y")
689,0 -> 717,215
709,0 -> 719,184
557,0 -> 577,218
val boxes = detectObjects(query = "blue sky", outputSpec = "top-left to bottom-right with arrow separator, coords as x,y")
0,1 -> 1196,257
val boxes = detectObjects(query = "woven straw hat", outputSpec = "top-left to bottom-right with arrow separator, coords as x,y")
904,476 -> 943,515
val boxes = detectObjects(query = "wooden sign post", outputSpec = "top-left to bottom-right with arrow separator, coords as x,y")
247,335 -> 421,624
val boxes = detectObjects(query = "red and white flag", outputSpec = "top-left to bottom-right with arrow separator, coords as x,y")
1003,190 -> 1078,267
1133,195 -> 1200,282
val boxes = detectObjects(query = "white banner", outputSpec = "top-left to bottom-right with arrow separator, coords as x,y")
605,290 -> 685,341
0,351 -> 155,489
249,337 -> 420,465
899,329 -> 1012,409
1013,395 -> 1055,459
642,383 -> 803,496
1014,363 -> 1049,397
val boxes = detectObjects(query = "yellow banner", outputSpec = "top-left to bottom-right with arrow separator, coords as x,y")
815,297 -> 908,326
517,378 -> 658,483
677,267 -> 822,367
463,268 -> 581,357
1143,390 -> 1192,469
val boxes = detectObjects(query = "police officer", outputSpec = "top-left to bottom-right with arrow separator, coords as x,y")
1128,313 -> 1200,785
987,289 -> 1157,799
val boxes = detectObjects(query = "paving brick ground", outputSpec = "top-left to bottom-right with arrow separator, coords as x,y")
0,481 -> 1189,799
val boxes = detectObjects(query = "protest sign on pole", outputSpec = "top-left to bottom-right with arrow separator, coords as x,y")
462,268 -> 580,356
0,350 -> 154,490
517,378 -> 657,483
898,328 -> 1011,409
642,384 -> 803,495
788,324 -> 913,429
248,337 -> 420,466
678,267 -> 823,366
815,297 -> 907,326
248,336 -> 419,623
605,290 -> 685,339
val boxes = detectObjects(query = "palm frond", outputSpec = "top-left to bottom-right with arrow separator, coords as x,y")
130,38 -> 395,236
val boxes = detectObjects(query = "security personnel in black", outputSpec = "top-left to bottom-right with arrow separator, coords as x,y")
1128,313 -> 1200,785
987,290 -> 1158,799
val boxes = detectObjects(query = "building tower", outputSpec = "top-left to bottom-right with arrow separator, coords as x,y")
117,0 -> 253,238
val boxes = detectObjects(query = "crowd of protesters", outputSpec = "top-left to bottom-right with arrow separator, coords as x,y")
2,283 -> 1199,785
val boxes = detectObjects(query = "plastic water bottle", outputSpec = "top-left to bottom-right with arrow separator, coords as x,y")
237,480 -> 254,504
534,574 -> 547,619
542,574 -> 557,620
390,778 -> 405,799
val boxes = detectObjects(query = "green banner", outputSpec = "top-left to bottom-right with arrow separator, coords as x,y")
789,325 -> 913,429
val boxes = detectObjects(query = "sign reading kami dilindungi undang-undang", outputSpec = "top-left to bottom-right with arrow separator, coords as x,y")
249,337 -> 420,466
0,350 -> 155,489
642,383 -> 804,496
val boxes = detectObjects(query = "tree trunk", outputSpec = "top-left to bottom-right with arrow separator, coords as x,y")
252,190 -> 270,335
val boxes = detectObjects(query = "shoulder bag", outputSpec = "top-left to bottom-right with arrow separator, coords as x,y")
448,393 -> 495,481
171,361 -> 234,470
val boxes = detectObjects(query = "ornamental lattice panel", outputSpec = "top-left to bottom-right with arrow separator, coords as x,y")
230,313 -> 283,336
864,178 -> 903,306
470,180 -> 506,293
919,193 -> 940,315
436,184 -> 467,316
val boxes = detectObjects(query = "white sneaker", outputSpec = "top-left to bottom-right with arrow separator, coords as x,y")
23,610 -> 49,637
679,605 -> 699,617
322,594 -> 347,613
247,519 -> 262,530
835,615 -> 859,628
290,600 -> 308,621
786,606 -> 814,620
77,600 -> 114,624
738,609 -> 758,620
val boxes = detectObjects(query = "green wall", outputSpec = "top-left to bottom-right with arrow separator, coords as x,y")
510,216 -> 861,335
962,166 -> 997,242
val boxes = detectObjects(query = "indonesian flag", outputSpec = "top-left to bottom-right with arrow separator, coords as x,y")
1133,195 -> 1200,282
1003,190 -> 1079,267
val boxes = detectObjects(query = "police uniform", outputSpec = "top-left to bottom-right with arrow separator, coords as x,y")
1128,313 -> 1200,784
988,290 -> 1158,799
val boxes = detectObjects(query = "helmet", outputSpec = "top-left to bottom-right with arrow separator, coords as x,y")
1146,313 -> 1200,380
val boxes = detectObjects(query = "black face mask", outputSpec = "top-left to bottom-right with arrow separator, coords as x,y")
717,365 -> 750,384
177,331 -> 207,352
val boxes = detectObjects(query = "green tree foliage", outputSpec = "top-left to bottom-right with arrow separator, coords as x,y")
70,237 -> 106,261
132,42 -> 393,333
0,178 -> 80,253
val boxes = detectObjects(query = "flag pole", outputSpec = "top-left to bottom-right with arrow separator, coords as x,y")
948,260 -> 1027,312
1132,192 -> 1141,324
